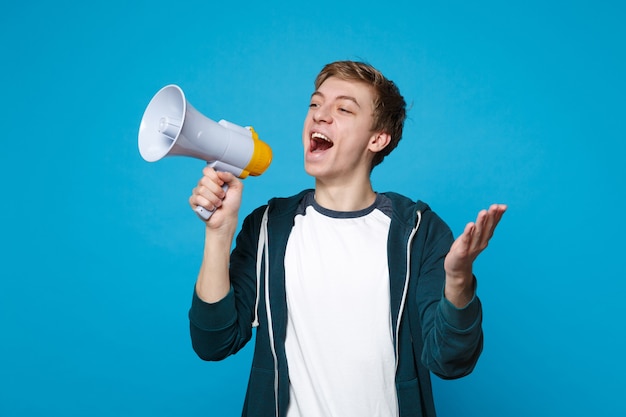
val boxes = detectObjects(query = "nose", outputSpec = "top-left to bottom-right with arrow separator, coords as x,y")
312,103 -> 332,124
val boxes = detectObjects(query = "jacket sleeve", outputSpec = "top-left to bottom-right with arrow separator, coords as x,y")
188,206 -> 265,361
413,211 -> 483,380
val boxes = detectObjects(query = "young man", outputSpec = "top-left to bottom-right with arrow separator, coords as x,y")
188,61 -> 507,417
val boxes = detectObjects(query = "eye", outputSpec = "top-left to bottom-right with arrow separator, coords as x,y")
338,107 -> 352,114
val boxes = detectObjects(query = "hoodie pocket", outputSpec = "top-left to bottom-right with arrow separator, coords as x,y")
396,377 -> 424,417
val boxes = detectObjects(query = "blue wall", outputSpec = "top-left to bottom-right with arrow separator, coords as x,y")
1,1 -> 624,416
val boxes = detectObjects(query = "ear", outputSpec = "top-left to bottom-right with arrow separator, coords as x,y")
368,131 -> 391,153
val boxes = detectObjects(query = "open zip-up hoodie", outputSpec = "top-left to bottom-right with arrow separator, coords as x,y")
189,190 -> 483,417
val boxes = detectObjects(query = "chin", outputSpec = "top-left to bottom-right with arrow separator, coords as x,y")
303,162 -> 318,177
303,160 -> 327,179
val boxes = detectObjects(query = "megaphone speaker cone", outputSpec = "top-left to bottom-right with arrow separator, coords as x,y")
138,85 -> 186,162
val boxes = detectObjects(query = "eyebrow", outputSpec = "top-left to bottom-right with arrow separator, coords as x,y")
311,91 -> 361,108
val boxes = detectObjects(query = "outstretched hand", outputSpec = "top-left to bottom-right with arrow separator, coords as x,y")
444,204 -> 507,307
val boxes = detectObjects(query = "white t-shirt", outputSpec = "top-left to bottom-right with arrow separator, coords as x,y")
284,192 -> 398,417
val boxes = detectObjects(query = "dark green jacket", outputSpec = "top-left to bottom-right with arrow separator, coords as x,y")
189,190 -> 483,417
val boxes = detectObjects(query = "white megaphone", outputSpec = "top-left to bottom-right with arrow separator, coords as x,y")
138,84 -> 272,220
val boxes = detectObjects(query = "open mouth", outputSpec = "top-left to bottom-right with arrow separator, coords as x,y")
310,132 -> 334,152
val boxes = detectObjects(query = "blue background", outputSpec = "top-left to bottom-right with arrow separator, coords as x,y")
2,1 -> 624,416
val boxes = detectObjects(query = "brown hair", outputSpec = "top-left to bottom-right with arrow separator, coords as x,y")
314,61 -> 407,169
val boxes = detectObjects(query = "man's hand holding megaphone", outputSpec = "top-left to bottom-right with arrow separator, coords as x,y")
189,167 -> 243,229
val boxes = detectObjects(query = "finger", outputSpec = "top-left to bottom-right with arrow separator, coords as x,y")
471,209 -> 488,247
198,174 -> 227,200
190,171 -> 226,212
493,204 -> 507,225
216,171 -> 244,194
455,222 -> 475,255
475,204 -> 506,247
202,166 -> 221,182
473,208 -> 504,253
190,189 -> 220,212
487,204 -> 507,232
488,203 -> 505,217
216,170 -> 235,184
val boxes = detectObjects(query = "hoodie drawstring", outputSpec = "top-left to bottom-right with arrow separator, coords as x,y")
395,209 -> 422,371
252,206 -> 269,328
252,206 -> 280,416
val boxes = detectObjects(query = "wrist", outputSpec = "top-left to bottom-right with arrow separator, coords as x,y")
444,272 -> 475,308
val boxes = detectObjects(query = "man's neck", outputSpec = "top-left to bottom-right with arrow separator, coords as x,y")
313,178 -> 377,212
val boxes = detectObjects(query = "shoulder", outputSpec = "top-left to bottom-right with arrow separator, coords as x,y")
380,192 -> 430,223
381,192 -> 452,238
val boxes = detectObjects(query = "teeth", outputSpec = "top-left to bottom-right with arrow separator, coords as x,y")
312,132 -> 331,142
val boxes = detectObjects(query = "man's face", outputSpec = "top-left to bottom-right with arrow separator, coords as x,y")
302,77 -> 384,182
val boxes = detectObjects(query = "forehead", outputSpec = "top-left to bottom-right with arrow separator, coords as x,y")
313,77 -> 376,107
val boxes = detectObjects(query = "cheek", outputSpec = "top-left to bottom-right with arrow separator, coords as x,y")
301,124 -> 308,144
302,116 -> 313,142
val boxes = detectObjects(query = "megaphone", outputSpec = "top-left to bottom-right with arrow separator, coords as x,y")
138,84 -> 272,219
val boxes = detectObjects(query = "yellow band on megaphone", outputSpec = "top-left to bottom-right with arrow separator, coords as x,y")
242,127 -> 273,177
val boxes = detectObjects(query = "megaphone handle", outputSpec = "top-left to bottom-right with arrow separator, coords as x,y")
194,183 -> 230,220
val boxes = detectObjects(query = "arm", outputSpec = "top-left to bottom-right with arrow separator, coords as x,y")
416,204 -> 506,379
190,166 -> 243,303
188,167 -> 254,361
